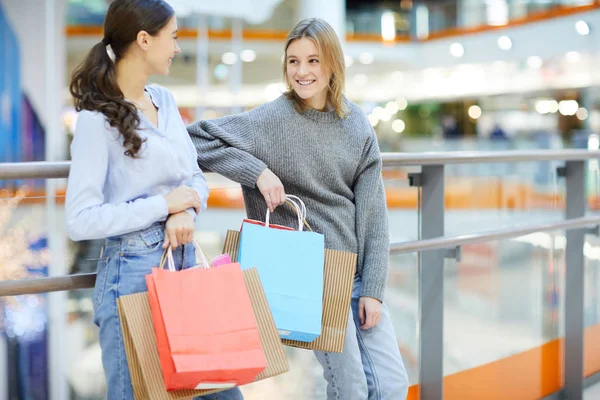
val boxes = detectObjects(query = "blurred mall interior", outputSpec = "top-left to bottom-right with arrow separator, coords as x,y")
3,0 -> 600,399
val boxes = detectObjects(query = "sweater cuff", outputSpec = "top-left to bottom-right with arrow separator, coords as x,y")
360,278 -> 386,303
238,159 -> 268,188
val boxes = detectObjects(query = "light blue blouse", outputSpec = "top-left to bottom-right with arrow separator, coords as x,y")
65,85 -> 208,241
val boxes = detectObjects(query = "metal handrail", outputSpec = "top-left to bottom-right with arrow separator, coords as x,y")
390,215 -> 600,254
0,273 -> 96,297
381,149 -> 600,166
1,150 -> 599,180
0,161 -> 70,180
0,152 -> 598,296
1,215 -> 598,297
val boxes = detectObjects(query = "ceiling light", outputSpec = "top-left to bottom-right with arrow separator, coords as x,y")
576,20 -> 590,36
498,36 -> 512,50
527,56 -> 543,69
450,43 -> 464,58
468,105 -> 482,119
240,50 -> 256,63
221,52 -> 237,65
359,52 -> 374,65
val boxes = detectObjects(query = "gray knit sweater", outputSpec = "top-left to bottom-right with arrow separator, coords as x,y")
188,95 -> 389,301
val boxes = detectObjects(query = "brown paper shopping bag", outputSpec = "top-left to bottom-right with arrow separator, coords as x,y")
117,268 -> 289,400
223,230 -> 357,353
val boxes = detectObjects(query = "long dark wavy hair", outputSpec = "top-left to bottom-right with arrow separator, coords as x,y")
69,0 -> 174,158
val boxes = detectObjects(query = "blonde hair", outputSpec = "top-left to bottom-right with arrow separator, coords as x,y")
283,18 -> 349,119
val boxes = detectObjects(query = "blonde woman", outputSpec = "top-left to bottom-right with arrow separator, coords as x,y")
188,18 -> 409,400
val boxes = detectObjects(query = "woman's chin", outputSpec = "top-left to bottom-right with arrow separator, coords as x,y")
293,88 -> 314,100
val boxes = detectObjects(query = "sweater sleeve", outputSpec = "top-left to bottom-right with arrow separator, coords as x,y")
353,128 -> 389,302
187,113 -> 267,188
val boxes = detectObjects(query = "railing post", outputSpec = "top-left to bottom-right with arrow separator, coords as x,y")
0,336 -> 6,399
418,165 -> 445,399
563,160 -> 586,399
45,0 -> 69,397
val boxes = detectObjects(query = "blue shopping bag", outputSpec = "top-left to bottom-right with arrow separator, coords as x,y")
238,200 -> 325,343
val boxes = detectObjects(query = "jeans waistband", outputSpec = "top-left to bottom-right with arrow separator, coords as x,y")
105,221 -> 166,247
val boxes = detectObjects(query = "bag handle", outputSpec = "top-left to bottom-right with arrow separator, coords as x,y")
284,198 -> 313,232
284,195 -> 306,219
159,247 -> 177,272
191,239 -> 212,268
265,195 -> 313,232
158,239 -> 212,271
265,195 -> 303,231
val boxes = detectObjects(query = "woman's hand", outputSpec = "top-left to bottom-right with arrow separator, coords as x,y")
358,297 -> 382,330
163,186 -> 201,215
163,211 -> 196,250
257,168 -> 286,212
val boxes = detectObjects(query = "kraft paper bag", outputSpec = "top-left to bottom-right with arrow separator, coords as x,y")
117,268 -> 289,400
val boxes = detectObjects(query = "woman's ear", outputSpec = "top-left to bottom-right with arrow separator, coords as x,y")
136,30 -> 150,51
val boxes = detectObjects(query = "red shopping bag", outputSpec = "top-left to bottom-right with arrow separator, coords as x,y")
146,242 -> 267,391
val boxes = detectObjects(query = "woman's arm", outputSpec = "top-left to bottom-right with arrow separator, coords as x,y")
65,112 -> 169,241
188,114 -> 286,210
353,129 -> 390,302
187,114 -> 267,188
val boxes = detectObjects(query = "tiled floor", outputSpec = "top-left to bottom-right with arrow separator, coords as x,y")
241,347 -> 326,399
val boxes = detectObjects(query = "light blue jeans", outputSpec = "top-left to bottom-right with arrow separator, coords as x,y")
314,276 -> 409,400
93,222 -> 244,400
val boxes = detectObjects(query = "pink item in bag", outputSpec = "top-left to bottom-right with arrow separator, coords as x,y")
211,254 -> 232,267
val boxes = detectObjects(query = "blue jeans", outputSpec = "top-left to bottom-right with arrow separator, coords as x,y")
93,222 -> 244,400
314,276 -> 409,400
